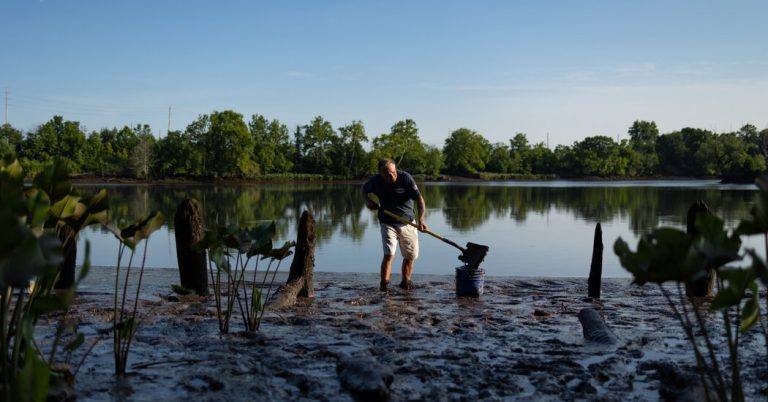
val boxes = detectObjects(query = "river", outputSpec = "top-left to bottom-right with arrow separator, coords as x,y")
74,180 -> 760,278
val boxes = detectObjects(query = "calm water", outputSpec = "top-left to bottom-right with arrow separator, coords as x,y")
74,180 -> 760,278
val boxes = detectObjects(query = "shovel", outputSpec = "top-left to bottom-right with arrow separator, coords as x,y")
373,203 -> 489,270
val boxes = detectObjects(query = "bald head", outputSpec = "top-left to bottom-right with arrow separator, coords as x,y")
378,158 -> 397,183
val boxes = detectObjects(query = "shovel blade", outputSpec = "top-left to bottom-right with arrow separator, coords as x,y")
459,242 -> 489,269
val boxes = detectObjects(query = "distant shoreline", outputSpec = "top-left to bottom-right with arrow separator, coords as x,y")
68,174 -> 725,186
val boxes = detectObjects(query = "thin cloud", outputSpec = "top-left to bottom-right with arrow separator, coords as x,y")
614,62 -> 656,75
431,82 -> 562,94
285,71 -> 315,78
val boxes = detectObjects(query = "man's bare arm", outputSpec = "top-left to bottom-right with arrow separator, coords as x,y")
363,188 -> 378,209
417,195 -> 428,231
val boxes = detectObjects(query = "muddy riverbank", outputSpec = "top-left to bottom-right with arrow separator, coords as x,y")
39,268 -> 767,401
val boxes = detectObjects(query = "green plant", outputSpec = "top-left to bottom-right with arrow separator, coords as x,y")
0,156 -> 108,401
194,222 -> 294,333
614,176 -> 768,402
106,211 -> 164,376
170,284 -> 195,296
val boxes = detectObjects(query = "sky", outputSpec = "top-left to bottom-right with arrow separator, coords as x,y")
1,0 -> 767,148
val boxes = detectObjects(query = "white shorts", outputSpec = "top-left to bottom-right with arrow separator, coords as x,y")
380,223 -> 419,260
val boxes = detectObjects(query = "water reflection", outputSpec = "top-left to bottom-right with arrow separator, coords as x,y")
427,184 -> 756,234
76,181 -> 758,277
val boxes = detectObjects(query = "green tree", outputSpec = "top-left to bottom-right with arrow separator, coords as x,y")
680,127 -> 713,175
0,137 -> 13,157
81,131 -> 106,174
618,140 -> 641,177
528,142 -> 555,175
572,136 -> 626,176
249,114 -> 270,174
421,145 -> 444,176
0,123 -> 22,156
370,119 -> 427,174
206,110 -> 257,178
487,142 -> 512,173
266,119 -> 294,173
696,133 -> 765,180
656,131 -> 687,176
154,130 -> 198,177
509,133 -> 531,174
442,128 -> 491,175
114,126 -> 140,170
301,116 -> 337,175
95,127 -> 118,172
292,125 -> 303,172
184,115 -> 210,176
738,124 -> 760,155
760,127 -> 768,158
553,144 -> 576,177
628,120 -> 659,175
250,115 -> 294,174
336,121 -> 368,177
22,116 -> 86,171
183,112 -> 257,178
738,124 -> 767,171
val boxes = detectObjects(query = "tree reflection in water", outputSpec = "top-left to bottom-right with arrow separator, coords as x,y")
74,181 -> 757,275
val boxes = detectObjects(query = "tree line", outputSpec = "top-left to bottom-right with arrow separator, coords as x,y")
1,112 -> 766,181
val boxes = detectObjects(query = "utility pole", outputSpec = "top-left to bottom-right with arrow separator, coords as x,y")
3,88 -> 7,125
167,105 -> 171,136
546,132 -> 549,149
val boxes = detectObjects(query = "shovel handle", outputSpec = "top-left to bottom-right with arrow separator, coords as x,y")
379,208 -> 465,252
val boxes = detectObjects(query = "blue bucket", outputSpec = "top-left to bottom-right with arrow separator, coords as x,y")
455,265 -> 485,297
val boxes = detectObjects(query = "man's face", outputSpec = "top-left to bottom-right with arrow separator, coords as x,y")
381,163 -> 398,183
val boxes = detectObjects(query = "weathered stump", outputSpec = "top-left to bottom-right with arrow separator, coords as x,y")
685,200 -> 715,298
174,198 -> 208,296
337,355 -> 393,402
578,308 -> 619,345
272,210 -> 315,308
54,224 -> 77,289
587,222 -> 603,298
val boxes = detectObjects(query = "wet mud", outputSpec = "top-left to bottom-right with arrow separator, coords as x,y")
38,269 -> 768,401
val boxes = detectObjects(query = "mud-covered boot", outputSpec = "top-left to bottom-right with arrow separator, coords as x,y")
379,280 -> 389,291
399,280 -> 414,290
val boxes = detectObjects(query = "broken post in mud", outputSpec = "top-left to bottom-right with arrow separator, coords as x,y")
272,210 -> 316,308
174,198 -> 208,296
587,222 -> 603,298
685,200 -> 714,298
578,308 -> 618,345
54,224 -> 77,289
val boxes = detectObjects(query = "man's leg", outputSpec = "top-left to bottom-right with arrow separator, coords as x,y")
398,225 -> 419,290
380,224 -> 398,291
381,254 -> 395,284
401,258 -> 414,282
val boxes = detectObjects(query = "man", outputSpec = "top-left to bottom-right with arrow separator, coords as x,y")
362,158 -> 428,291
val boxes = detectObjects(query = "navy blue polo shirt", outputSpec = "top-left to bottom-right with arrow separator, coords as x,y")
363,170 -> 421,227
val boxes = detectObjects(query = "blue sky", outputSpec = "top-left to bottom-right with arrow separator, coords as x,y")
2,1 -> 766,147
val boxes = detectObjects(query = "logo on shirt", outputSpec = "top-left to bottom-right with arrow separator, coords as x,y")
395,187 -> 405,194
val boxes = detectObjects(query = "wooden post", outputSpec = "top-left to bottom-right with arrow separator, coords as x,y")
54,224 -> 77,289
578,308 -> 618,344
174,198 -> 208,296
587,222 -> 603,298
272,210 -> 316,307
685,200 -> 714,297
